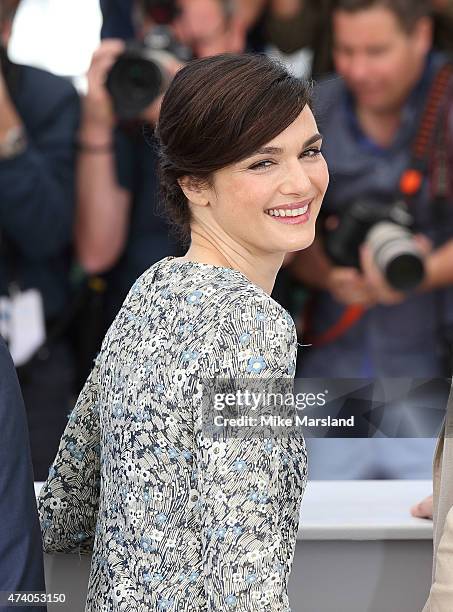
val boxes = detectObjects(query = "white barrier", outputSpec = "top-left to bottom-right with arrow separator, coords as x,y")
36,480 -> 433,612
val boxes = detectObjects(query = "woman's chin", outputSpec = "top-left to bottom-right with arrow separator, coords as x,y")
284,229 -> 316,252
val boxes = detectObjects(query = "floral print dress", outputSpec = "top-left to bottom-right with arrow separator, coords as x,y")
37,255 -> 308,611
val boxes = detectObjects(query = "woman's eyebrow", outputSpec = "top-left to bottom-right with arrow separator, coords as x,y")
249,133 -> 323,157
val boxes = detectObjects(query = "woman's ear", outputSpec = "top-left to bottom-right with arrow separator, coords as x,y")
177,176 -> 210,207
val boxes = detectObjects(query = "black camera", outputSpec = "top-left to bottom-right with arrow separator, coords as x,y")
323,199 -> 425,292
106,1 -> 192,120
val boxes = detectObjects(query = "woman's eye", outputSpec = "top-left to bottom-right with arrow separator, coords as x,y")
304,147 -> 322,158
249,148 -> 322,170
249,160 -> 273,170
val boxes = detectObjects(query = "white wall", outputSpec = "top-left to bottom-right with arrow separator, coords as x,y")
8,0 -> 102,81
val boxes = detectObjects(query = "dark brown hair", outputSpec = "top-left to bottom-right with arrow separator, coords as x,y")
153,52 -> 313,246
333,0 -> 431,33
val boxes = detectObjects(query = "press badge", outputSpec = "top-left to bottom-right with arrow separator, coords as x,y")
0,288 -> 46,366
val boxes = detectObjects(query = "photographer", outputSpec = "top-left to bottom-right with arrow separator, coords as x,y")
0,0 -> 80,481
75,0 -> 248,332
288,0 -> 453,479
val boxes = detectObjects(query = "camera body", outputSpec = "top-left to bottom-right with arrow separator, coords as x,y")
106,1 -> 192,120
323,199 -> 425,292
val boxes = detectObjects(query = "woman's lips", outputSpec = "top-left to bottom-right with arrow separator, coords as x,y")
265,201 -> 312,225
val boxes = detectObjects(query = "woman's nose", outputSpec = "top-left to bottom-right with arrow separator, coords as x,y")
280,163 -> 312,196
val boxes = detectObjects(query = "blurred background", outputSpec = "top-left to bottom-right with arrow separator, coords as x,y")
2,0 -> 453,489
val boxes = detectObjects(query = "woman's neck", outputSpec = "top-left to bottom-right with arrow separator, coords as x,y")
178,242 -> 283,296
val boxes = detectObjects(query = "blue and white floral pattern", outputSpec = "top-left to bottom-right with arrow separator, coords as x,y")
37,256 -> 308,611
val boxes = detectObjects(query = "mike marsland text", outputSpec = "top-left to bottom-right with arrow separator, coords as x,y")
213,415 -> 355,427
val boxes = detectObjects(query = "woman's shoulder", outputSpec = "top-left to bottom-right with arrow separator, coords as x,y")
116,256 -> 296,339
162,257 -> 294,320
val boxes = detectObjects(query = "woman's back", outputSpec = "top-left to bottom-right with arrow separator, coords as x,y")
38,255 -> 307,611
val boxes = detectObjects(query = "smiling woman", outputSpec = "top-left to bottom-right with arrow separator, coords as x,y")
38,52 -> 329,612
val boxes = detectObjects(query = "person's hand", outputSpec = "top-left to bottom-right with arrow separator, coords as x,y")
325,266 -> 378,307
323,214 -> 377,307
83,39 -> 126,131
358,243 -> 407,306
358,233 -> 432,306
411,494 -> 433,520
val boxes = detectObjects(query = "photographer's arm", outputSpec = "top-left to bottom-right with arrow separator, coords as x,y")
288,233 -> 379,307
75,40 -> 132,274
287,233 -> 333,291
76,115 -> 131,274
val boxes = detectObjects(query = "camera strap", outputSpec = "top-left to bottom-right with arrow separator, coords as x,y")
302,60 -> 453,349
399,60 -> 453,204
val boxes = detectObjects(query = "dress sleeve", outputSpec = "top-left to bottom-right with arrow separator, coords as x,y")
196,293 -> 305,611
37,356 -> 102,554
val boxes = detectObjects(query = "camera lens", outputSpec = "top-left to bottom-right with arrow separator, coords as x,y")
366,222 -> 425,291
106,50 -> 164,119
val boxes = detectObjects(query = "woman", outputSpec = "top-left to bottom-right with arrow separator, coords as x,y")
37,53 -> 329,611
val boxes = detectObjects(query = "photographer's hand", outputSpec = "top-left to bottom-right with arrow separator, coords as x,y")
358,244 -> 407,305
326,265 -> 378,307
359,234 -> 432,306
82,39 -> 126,136
288,234 -> 376,306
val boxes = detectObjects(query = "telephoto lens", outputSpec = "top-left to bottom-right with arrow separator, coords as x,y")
365,221 -> 425,291
106,43 -> 173,120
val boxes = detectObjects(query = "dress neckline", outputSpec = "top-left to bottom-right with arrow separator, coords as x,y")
162,255 -> 268,296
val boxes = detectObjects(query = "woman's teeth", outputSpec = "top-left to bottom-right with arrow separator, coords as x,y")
266,204 -> 309,217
